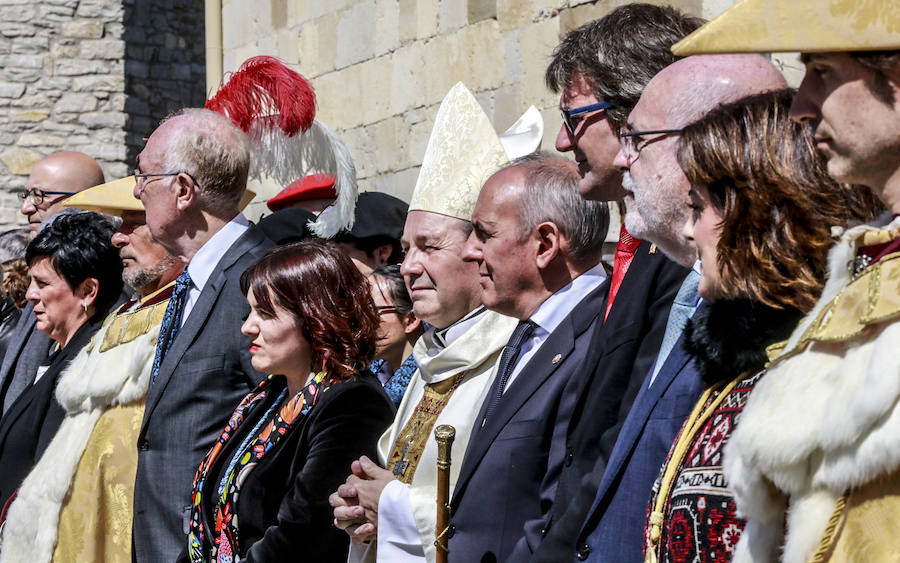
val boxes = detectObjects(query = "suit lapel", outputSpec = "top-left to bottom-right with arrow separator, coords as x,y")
141,226 -> 265,434
587,336 -> 692,516
452,284 -> 605,504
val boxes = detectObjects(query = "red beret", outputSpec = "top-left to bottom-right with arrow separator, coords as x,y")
267,174 -> 337,211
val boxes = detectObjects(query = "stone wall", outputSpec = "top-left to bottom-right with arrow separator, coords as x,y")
220,0 -> 774,230
0,0 -> 205,230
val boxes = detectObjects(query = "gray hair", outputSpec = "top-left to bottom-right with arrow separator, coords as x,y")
162,108 -> 250,214
506,153 -> 609,265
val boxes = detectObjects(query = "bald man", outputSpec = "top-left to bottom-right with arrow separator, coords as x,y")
0,152 -> 105,416
20,151 -> 105,236
544,55 -> 786,563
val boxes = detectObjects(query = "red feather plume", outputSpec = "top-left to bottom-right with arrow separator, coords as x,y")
205,56 -> 315,137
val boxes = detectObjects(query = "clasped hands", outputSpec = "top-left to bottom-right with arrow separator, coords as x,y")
329,455 -> 396,544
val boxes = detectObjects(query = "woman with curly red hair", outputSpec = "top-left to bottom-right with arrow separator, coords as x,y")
181,240 -> 395,563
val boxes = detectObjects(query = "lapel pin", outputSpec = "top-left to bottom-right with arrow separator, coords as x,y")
649,243 -> 657,254
552,353 -> 562,364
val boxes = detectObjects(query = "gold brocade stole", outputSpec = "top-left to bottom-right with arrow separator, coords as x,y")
387,374 -> 464,484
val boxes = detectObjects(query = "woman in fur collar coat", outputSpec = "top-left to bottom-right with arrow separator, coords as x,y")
641,89 -> 883,563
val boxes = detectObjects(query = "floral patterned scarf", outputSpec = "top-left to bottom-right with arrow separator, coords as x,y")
187,372 -> 332,562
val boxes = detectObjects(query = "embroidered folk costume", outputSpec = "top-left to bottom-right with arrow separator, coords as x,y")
643,301 -> 802,563
672,2 -> 900,561
0,283 -> 174,563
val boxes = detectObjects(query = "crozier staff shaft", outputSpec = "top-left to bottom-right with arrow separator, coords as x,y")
434,424 -> 456,563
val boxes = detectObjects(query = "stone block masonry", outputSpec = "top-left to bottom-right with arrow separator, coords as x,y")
0,0 -> 205,230
222,0 -> 746,238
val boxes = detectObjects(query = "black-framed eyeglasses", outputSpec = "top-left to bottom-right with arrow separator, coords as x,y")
560,101 -> 612,135
18,188 -> 76,206
619,128 -> 683,161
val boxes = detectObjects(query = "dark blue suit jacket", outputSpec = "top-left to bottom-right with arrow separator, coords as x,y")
447,282 -> 606,563
573,329 -> 704,562
526,243 -> 687,563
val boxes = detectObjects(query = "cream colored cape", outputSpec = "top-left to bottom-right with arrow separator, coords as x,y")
724,214 -> 900,563
0,292 -> 167,563
352,309 -> 518,563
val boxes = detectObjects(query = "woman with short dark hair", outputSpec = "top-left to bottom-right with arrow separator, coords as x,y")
0,212 -> 123,511
641,89 -> 883,563
183,240 -> 394,563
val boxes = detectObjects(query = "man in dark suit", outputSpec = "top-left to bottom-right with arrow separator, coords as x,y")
131,108 -> 274,563
564,55 -> 788,562
0,151 -> 106,417
444,154 -> 609,562
527,7 -> 703,559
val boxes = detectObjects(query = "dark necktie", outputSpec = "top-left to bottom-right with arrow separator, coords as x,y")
481,320 -> 536,427
150,270 -> 192,385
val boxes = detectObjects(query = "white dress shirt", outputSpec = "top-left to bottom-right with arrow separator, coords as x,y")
504,262 -> 607,392
181,213 -> 250,325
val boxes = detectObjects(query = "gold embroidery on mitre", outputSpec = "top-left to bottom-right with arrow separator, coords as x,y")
408,83 -> 509,221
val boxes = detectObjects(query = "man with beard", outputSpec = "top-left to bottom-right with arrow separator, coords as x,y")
672,2 -> 900,560
568,54 -> 786,562
0,177 -> 184,561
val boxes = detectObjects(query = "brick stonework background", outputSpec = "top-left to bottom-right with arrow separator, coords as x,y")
0,0 -> 204,230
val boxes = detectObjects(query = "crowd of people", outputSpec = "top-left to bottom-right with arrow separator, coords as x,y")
0,1 -> 896,562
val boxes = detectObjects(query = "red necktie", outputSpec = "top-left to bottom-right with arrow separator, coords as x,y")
604,225 -> 641,322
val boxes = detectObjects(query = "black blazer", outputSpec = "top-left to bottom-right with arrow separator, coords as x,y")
133,224 -> 275,563
177,373 -> 395,563
447,282 -> 606,563
525,242 -> 689,562
0,313 -> 105,508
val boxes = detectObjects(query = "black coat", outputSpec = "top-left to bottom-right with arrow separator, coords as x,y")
179,372 -> 395,563
0,313 -> 106,509
525,242 -> 689,562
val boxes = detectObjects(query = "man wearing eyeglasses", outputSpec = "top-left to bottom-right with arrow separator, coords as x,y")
129,108 -> 273,563
670,2 -> 900,560
0,151 -> 104,423
529,5 -> 702,561
19,151 -> 105,237
562,55 -> 786,563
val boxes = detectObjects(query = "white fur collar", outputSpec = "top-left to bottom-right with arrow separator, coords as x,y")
725,214 -> 900,562
0,324 -> 157,562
